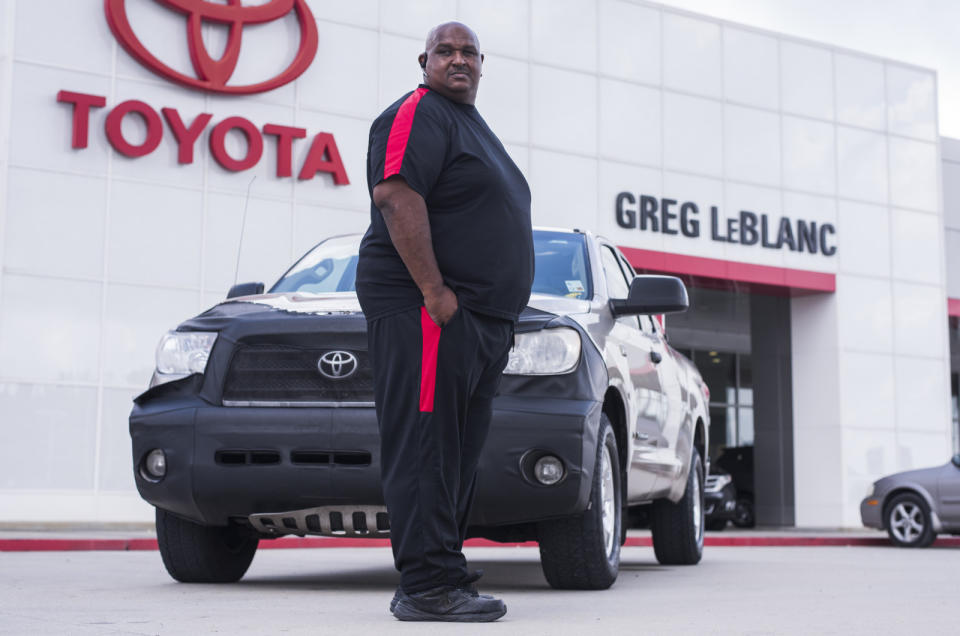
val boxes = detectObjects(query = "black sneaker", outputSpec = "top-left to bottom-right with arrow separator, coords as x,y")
389,569 -> 491,613
392,587 -> 506,622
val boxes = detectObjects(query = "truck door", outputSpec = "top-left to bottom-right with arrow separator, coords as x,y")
642,313 -> 687,486
598,244 -> 665,499
616,249 -> 687,491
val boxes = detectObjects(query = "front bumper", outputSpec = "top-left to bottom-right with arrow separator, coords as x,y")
131,389 -> 601,530
860,496 -> 884,529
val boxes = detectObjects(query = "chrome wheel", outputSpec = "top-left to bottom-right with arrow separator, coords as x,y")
600,444 -> 616,558
692,465 -> 703,548
890,502 -> 925,544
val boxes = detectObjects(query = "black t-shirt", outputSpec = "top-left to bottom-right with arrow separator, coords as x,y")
355,85 -> 534,322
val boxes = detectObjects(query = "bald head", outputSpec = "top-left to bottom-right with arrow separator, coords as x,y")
418,21 -> 484,105
425,21 -> 480,51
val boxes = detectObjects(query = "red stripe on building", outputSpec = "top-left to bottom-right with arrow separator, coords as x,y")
948,298 -> 960,317
419,307 -> 442,412
383,87 -> 429,179
619,247 -> 836,295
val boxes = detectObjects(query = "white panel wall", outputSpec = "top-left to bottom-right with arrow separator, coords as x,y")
789,51 -> 950,526
943,138 -> 960,300
0,0 -> 951,527
0,0 -> 381,522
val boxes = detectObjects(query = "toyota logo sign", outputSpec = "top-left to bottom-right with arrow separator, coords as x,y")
317,351 -> 358,380
104,0 -> 319,95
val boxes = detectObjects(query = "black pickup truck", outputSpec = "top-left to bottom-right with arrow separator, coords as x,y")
131,228 -> 710,589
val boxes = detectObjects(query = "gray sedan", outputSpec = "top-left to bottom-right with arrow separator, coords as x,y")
860,454 -> 960,547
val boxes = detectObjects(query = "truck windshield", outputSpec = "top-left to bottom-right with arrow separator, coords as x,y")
270,231 -> 592,301
529,231 -> 591,300
270,235 -> 361,294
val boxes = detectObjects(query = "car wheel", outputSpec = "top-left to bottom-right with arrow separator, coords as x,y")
706,518 -> 727,531
651,447 -> 704,565
731,497 -> 755,528
885,493 -> 936,548
538,414 -> 621,590
156,508 -> 259,582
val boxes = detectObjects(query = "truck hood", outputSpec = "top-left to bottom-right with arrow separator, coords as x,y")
224,292 -> 362,315
181,291 -> 586,332
526,293 -> 591,316
222,291 -> 588,316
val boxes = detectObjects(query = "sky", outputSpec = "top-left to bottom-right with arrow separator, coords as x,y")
654,0 -> 960,139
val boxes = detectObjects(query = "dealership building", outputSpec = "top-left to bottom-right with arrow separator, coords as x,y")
0,0 -> 957,529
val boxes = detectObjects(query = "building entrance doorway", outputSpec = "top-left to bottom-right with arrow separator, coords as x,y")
668,286 -> 795,527
950,316 -> 959,453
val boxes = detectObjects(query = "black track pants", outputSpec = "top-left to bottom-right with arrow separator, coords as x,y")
368,305 -> 513,593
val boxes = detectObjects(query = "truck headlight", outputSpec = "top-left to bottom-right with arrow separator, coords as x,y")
153,331 -> 217,384
504,328 -> 581,375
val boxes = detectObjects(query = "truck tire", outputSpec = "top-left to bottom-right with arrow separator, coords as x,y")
651,447 -> 704,565
538,414 -> 621,590
156,508 -> 259,583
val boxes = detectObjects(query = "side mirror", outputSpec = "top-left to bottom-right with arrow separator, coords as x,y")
952,454 -> 960,469
609,275 -> 689,317
227,282 -> 264,299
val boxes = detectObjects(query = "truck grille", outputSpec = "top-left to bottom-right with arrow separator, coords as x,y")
222,343 -> 374,405
249,505 -> 390,537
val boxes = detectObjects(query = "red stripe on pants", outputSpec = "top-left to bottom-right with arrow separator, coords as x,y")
384,87 -> 429,179
419,307 -> 441,412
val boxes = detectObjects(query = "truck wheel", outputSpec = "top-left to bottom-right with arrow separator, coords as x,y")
651,447 -> 704,565
538,414 -> 621,590
885,493 -> 936,548
156,508 -> 259,582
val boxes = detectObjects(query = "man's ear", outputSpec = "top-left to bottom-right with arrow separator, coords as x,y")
418,52 -> 427,69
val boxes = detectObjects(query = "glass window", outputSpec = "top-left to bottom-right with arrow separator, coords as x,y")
271,235 -> 361,294
950,317 -> 959,453
738,355 -> 753,407
531,231 -> 592,300
700,351 -> 736,408
271,230 -> 594,300
738,407 -> 754,446
600,246 -> 630,299
952,373 -> 959,454
691,349 -> 755,461
601,246 -> 643,329
709,406 -> 730,460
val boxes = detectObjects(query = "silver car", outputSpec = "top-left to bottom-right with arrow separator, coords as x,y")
860,454 -> 960,547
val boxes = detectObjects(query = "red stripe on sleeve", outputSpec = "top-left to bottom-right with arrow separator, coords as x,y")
419,307 -> 442,412
383,87 -> 429,179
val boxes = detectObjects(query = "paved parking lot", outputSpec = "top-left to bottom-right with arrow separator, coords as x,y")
1,542 -> 956,635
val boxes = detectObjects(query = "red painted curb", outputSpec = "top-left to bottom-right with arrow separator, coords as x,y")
2,536 -> 958,552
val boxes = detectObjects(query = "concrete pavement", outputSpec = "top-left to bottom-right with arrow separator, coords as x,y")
1,541 -> 957,635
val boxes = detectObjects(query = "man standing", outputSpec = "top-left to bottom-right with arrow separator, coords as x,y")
356,22 -> 533,622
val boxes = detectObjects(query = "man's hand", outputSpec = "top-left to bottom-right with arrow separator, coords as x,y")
373,177 -> 459,324
423,284 -> 458,326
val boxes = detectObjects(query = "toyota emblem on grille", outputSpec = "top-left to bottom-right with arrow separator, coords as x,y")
317,351 -> 358,379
